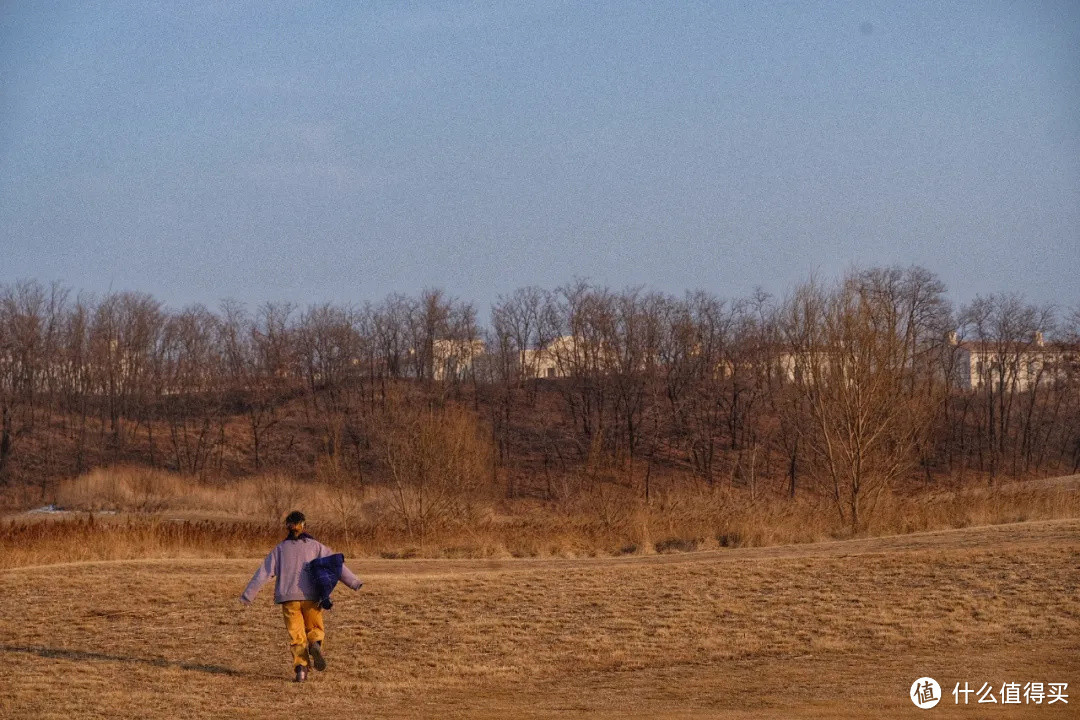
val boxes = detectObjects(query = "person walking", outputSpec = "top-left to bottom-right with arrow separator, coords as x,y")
240,510 -> 363,682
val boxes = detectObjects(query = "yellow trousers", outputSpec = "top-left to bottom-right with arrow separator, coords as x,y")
281,600 -> 325,668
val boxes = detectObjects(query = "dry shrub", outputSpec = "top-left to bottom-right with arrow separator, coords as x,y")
376,404 -> 494,545
0,482 -> 48,512
57,466 -> 194,513
0,514 -> 281,569
315,453 -> 365,547
866,481 -> 1080,535
488,480 -> 835,558
54,466 -> 368,525
248,472 -> 303,522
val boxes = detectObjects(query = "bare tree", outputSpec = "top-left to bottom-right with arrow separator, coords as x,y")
781,273 -> 935,532
378,404 -> 492,547
372,294 -> 410,382
219,300 -> 294,470
160,305 -> 225,475
295,302 -> 364,465
0,281 -> 72,483
960,294 -> 1054,478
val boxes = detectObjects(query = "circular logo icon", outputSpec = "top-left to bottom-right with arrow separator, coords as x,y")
910,677 -> 942,709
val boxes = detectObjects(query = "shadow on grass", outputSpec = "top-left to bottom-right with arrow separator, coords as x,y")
0,644 -> 248,677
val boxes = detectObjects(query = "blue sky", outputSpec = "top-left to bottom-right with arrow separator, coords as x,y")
2,1 -> 1078,315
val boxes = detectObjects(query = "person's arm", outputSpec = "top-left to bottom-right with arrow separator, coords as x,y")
240,546 -> 278,604
339,563 -> 363,591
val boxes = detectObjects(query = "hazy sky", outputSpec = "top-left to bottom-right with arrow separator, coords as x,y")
2,1 -> 1078,315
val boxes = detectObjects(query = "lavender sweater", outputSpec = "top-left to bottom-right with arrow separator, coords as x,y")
241,536 -> 362,604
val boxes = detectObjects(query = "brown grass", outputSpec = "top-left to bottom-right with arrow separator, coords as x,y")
3,468 -> 1079,570
0,519 -> 1076,718
53,465 -> 337,520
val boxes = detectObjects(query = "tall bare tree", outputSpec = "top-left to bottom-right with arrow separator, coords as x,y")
781,273 -> 937,532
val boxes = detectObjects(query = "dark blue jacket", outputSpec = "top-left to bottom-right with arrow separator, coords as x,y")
308,553 -> 361,609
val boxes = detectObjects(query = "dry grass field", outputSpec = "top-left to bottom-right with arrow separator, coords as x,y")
1,518 -> 1077,719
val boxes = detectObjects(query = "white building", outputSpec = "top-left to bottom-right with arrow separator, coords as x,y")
432,338 -> 486,381
949,332 -> 1078,391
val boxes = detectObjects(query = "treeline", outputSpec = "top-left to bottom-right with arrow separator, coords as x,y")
1,268 -> 1078,528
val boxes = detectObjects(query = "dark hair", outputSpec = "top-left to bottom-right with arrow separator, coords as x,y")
285,510 -> 306,525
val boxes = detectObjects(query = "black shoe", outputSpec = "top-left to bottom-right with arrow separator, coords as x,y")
309,641 -> 327,672
294,665 -> 307,682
